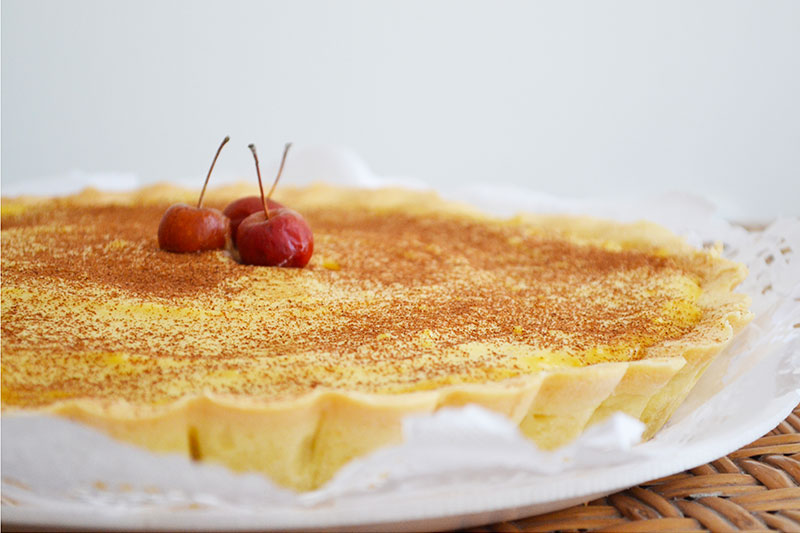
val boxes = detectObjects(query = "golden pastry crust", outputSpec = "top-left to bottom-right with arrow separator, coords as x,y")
0,184 -> 752,490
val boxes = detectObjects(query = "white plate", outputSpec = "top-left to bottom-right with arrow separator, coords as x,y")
3,174 -> 799,532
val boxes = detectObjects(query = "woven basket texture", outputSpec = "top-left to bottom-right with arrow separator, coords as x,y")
470,404 -> 800,533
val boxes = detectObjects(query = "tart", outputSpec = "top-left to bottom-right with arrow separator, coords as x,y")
0,184 -> 752,491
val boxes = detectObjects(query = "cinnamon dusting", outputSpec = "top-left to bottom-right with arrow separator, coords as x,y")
1,188 -> 708,409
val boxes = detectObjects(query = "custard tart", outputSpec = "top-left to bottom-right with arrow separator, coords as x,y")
0,184 -> 752,490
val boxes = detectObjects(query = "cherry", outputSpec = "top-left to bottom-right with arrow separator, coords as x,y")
223,196 -> 284,246
236,143 -> 314,267
158,136 -> 231,253
157,204 -> 230,253
237,209 -> 314,267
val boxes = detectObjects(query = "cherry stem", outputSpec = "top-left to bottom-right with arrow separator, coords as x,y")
197,135 -> 230,208
267,143 -> 292,203
249,142 -> 292,220
248,144 -> 269,219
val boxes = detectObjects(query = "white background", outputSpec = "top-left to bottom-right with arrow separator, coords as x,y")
2,0 -> 799,221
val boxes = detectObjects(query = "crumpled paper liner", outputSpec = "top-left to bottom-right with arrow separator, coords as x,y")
3,146 -> 799,531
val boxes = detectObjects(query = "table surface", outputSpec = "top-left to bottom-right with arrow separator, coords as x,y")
467,404 -> 800,532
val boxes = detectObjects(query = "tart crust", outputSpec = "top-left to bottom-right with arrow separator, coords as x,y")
1,184 -> 752,490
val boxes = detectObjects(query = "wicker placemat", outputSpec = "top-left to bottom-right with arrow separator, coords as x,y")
469,404 -> 800,533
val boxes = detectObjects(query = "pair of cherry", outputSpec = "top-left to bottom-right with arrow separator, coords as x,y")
157,137 -> 313,268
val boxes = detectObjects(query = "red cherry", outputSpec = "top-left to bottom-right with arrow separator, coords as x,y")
158,204 -> 229,252
158,136 -> 231,253
237,208 -> 313,267
236,142 -> 314,267
223,195 -> 284,246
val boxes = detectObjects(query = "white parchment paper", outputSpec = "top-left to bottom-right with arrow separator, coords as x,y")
3,147 -> 799,531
